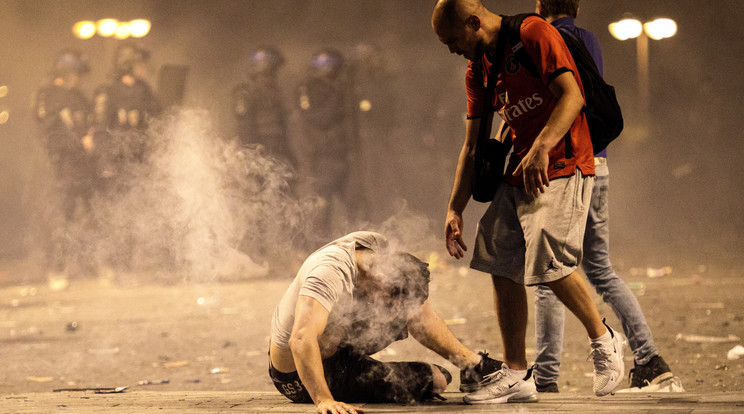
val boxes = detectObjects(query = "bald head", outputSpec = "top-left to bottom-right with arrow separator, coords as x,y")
431,0 -> 485,33
432,0 -> 499,61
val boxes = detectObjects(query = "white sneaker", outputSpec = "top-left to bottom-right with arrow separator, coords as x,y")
463,364 -> 538,404
590,322 -> 626,396
616,376 -> 685,393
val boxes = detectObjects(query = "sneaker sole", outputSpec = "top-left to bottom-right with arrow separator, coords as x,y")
464,391 -> 539,405
459,384 -> 481,393
616,376 -> 685,393
649,372 -> 674,385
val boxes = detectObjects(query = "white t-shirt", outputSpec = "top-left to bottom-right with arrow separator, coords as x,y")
271,231 -> 392,352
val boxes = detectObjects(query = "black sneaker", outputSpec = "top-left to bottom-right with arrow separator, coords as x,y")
459,351 -> 503,392
629,355 -> 673,389
536,382 -> 559,393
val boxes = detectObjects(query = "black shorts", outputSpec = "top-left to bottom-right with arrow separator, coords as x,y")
268,346 -> 435,404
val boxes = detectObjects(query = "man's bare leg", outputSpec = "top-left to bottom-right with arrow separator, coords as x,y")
408,301 -> 483,369
491,275 -> 528,370
544,271 -> 606,339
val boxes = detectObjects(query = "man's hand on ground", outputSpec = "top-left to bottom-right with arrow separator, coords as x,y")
445,211 -> 467,259
317,399 -> 364,414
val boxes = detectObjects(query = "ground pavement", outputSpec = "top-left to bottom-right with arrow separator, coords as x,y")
1,255 -> 744,412
2,390 -> 744,413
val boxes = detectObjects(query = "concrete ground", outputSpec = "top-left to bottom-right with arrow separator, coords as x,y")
1,254 -> 744,412
2,391 -> 744,413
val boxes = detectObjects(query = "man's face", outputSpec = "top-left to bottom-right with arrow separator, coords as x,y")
132,61 -> 148,80
66,73 -> 83,88
435,19 -> 483,61
356,273 -> 414,314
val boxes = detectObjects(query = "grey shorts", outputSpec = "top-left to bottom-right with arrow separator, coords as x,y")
471,171 -> 594,286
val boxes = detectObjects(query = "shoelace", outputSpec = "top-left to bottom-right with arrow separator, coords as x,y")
587,343 -> 612,369
480,367 -> 506,385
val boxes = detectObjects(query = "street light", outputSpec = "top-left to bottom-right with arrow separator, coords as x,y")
114,23 -> 132,39
644,18 -> 677,40
96,19 -> 119,37
73,19 -> 151,40
609,17 -> 677,126
72,21 -> 96,39
608,18 -> 642,41
130,19 -> 152,38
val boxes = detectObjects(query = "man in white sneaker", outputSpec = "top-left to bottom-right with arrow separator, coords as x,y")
431,0 -> 625,403
532,0 -> 680,394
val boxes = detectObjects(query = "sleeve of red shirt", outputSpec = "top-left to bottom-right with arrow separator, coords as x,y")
465,59 -> 486,119
520,17 -> 580,92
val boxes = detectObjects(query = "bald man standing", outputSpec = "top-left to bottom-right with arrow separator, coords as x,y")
432,0 -> 624,404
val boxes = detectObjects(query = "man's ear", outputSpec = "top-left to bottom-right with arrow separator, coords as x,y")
467,14 -> 481,31
535,1 -> 544,15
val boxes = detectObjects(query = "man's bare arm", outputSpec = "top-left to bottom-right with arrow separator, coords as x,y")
290,296 -> 364,414
513,71 -> 584,196
445,116 -> 493,259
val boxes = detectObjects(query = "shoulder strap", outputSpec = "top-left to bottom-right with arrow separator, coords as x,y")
500,13 -> 543,77
475,21 -> 509,145
554,26 -> 603,81
475,13 -> 543,145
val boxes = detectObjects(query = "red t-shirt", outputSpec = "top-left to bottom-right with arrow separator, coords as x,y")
466,16 -> 595,186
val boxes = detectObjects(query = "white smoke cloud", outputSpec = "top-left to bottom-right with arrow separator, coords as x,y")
87,107 -> 317,283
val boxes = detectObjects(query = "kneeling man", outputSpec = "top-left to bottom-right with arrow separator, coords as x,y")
269,231 -> 502,413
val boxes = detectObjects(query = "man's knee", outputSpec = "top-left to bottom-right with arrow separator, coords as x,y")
431,364 -> 452,393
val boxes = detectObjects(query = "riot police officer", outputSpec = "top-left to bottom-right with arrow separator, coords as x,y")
93,43 -> 161,276
232,46 -> 295,166
295,49 -> 353,240
94,43 -> 160,173
34,48 -> 96,277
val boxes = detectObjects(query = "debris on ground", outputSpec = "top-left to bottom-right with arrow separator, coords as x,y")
138,379 -> 170,386
646,266 -> 673,278
444,316 -> 467,325
87,347 -> 120,355
26,376 -> 54,383
53,387 -> 129,393
65,321 -> 79,332
156,360 -> 189,368
675,333 -> 741,343
19,287 -> 37,296
627,282 -> 646,295
727,345 -> 744,360
95,387 -> 129,394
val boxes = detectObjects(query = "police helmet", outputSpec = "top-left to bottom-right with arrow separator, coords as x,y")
249,46 -> 284,75
53,48 -> 91,77
114,43 -> 150,77
310,49 -> 344,77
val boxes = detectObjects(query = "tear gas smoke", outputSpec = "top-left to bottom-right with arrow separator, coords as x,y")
55,107 -> 322,283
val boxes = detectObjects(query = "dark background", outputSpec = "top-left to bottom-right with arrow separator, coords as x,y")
1,0 -> 742,281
